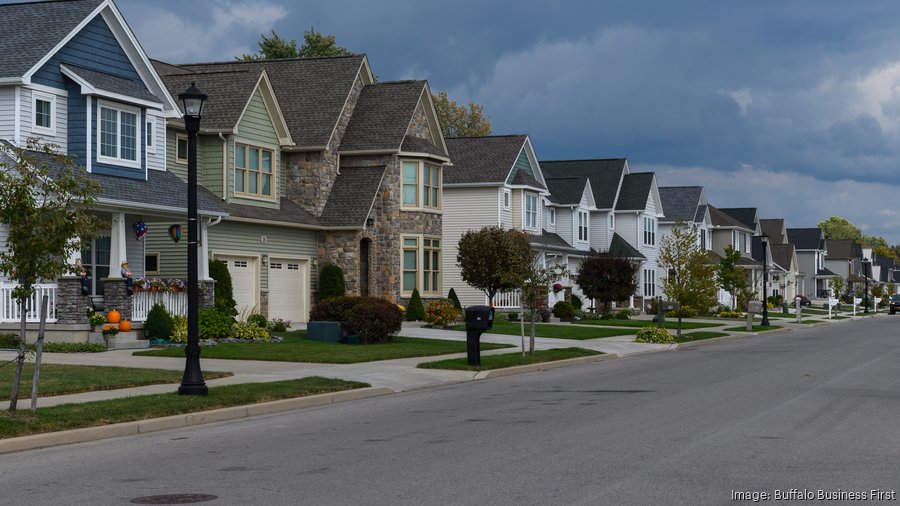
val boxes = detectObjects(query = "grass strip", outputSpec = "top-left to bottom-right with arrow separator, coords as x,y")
0,364 -> 231,401
674,331 -> 729,343
576,319 -> 721,330
723,325 -> 782,332
418,347 -> 601,371
0,377 -> 367,439
135,331 -> 511,363
451,320 -> 636,340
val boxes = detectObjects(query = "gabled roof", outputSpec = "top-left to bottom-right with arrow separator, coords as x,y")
61,63 -> 161,106
545,177 -> 589,206
444,135 -> 544,189
787,228 -> 825,251
318,166 -> 386,227
825,239 -> 862,259
340,81 -> 435,154
709,205 -> 752,230
161,55 -> 371,149
718,208 -> 758,231
540,159 -> 627,210
608,233 -> 646,259
694,204 -> 709,224
759,219 -> 786,243
771,243 -> 797,272
658,186 -> 703,223
615,172 -> 655,211
199,187 -> 316,227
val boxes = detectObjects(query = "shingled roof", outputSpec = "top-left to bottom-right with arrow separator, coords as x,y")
825,239 -> 862,259
544,177 -> 588,205
759,219 -> 786,243
540,159 -> 626,209
658,186 -> 703,223
615,173 -> 655,211
444,135 -> 528,185
718,208 -> 757,231
0,0 -> 104,79
709,205 -> 751,229
62,64 -> 160,104
608,233 -> 646,259
770,243 -> 796,271
787,228 -> 825,250
160,55 -> 369,149
319,167 -> 386,227
528,231 -> 582,253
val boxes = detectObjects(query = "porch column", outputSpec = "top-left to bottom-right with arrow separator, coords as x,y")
200,218 -> 210,280
65,237 -> 81,275
108,212 -> 127,278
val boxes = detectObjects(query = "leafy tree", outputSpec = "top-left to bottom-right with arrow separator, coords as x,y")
0,139 -> 101,411
432,91 -> 492,138
576,252 -> 638,317
717,246 -> 747,310
208,258 -> 237,317
520,259 -> 568,353
818,216 -> 862,241
457,226 -> 532,305
658,223 -> 718,315
239,28 -> 351,61
828,276 -> 845,298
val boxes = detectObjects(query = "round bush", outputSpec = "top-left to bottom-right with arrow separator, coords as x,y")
143,303 -> 173,340
553,300 -> 576,318
309,296 -> 364,322
424,300 -> 461,327
635,326 -> 675,344
199,308 -> 234,340
615,309 -> 631,320
318,263 -> 346,301
247,313 -> 268,328
344,297 -> 403,344
570,294 -> 583,310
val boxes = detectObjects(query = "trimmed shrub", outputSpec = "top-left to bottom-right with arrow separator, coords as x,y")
406,288 -> 425,321
232,321 -> 271,341
43,342 -> 107,353
318,263 -> 346,301
635,326 -> 675,344
552,300 -> 576,319
424,300 -> 461,327
718,311 -> 744,318
0,333 -> 17,348
170,315 -> 187,343
143,303 -> 173,340
506,312 -> 520,321
538,307 -> 552,322
615,309 -> 631,320
447,288 -> 462,310
269,319 -> 289,332
199,308 -> 234,340
309,296 -> 364,322
344,297 -> 403,344
571,294 -> 583,310
247,313 -> 268,328
209,258 -> 237,317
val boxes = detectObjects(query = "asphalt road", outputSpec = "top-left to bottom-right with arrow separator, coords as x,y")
6,317 -> 900,505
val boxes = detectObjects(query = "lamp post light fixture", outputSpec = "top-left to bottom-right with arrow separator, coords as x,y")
178,82 -> 208,396
760,233 -> 770,326
863,257 -> 871,315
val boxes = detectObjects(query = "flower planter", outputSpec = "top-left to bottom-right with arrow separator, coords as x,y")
307,321 -> 344,343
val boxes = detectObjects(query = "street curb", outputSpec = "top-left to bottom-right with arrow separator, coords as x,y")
0,386 -> 393,455
475,353 -> 619,379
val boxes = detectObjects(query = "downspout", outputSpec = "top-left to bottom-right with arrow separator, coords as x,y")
219,133 -> 227,199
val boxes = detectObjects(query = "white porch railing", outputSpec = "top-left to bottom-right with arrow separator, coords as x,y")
491,290 -> 522,309
133,291 -> 187,322
0,282 -> 57,323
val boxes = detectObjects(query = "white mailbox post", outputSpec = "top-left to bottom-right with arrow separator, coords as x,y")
874,297 -> 882,313
827,297 -> 839,319
853,297 -> 862,316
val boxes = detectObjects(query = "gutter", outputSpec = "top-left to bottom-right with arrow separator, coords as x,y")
219,133 -> 227,199
94,198 -> 228,218
226,215 -> 361,232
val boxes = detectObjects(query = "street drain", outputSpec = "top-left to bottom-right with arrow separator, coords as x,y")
130,494 -> 218,504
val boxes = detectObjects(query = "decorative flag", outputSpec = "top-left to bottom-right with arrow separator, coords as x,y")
168,224 -> 183,243
133,221 -> 148,241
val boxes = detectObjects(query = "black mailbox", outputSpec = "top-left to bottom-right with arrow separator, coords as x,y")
464,305 -> 494,365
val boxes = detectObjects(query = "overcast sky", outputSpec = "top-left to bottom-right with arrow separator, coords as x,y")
114,0 -> 900,242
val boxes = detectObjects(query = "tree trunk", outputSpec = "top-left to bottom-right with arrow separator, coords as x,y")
30,295 -> 48,412
529,305 -> 536,354
9,296 -> 27,412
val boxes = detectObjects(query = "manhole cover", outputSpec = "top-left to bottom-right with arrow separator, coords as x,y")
130,494 -> 218,504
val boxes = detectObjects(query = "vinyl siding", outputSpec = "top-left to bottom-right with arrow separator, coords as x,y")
615,213 -> 639,250
443,187 -> 508,307
556,208 -> 573,245
499,188 -> 513,228
200,135 -> 222,196
0,223 -> 7,282
228,88 -> 281,209
511,191 -> 522,229
166,128 -> 187,181
21,87 -> 68,151
0,87 -> 16,141
145,111 -> 166,172
506,147 -> 535,184
544,207 -> 556,234
590,211 -> 611,252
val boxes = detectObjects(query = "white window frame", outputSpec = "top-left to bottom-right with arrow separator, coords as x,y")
548,208 -> 556,226
146,116 -> 156,154
502,189 -> 511,210
233,141 -> 276,201
32,91 -> 56,135
96,100 -> 141,169
643,268 -> 656,297
609,213 -> 615,230
643,216 -> 656,246
577,210 -> 589,242
401,234 -> 442,296
175,134 -> 188,165
523,192 -> 538,231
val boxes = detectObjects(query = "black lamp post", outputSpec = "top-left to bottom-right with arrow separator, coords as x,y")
178,82 -> 208,396
863,257 -> 871,315
760,233 -> 770,326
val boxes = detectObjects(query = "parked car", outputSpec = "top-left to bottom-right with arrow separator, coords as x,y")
794,295 -> 812,307
889,294 -> 900,315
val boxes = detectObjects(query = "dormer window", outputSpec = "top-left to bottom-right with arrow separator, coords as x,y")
97,101 -> 140,168
33,92 -> 55,134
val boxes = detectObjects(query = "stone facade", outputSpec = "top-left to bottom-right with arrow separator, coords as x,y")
102,278 -> 133,321
406,99 -> 433,141
56,276 -> 90,324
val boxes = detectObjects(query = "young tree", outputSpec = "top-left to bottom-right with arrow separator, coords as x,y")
658,223 -> 718,315
576,252 -> 638,317
520,257 -> 568,353
432,91 -> 492,138
828,276 -> 845,299
717,246 -> 747,310
0,139 -> 101,411
457,226 -> 532,306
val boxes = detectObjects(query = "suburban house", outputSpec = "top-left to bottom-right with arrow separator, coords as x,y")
442,135 -> 558,309
708,205 -> 760,307
786,228 -> 834,299
824,239 -> 863,295
0,0 -> 226,335
657,186 -> 714,290
758,219 -> 801,301
147,55 -> 449,319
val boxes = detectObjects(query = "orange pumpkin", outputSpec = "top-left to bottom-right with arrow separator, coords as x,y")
107,309 -> 121,324
119,320 -> 132,332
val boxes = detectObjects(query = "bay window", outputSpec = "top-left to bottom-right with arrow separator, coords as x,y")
402,160 -> 442,210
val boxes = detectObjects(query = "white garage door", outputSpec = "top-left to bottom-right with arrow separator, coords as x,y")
219,255 -> 257,316
268,259 -> 308,323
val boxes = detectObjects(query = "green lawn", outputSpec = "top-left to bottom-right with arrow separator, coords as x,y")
576,319 -> 721,330
450,319 -> 636,340
0,377 -> 367,439
723,325 -> 782,332
135,331 -> 512,363
0,364 -> 231,401
674,331 -> 729,343
417,348 -> 601,371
